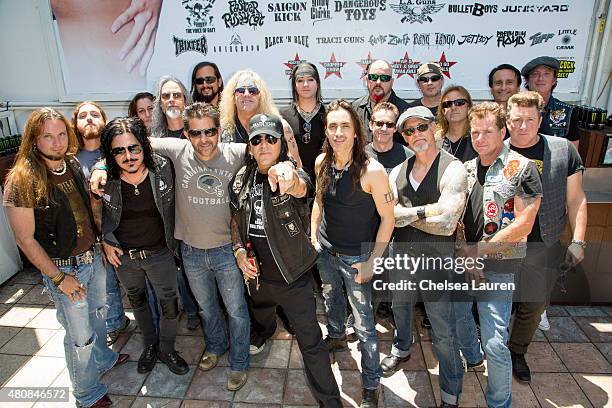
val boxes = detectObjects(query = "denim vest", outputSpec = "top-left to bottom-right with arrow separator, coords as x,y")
540,96 -> 574,139
464,145 -> 533,259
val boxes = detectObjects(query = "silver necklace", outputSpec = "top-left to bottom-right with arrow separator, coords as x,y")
447,135 -> 465,158
50,160 -> 67,176
295,102 -> 321,144
122,169 -> 148,196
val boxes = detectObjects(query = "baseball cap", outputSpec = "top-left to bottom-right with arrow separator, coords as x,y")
397,106 -> 435,131
248,114 -> 284,140
521,56 -> 560,77
416,62 -> 443,79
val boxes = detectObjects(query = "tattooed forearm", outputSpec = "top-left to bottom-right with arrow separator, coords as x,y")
282,122 -> 303,168
230,216 -> 242,247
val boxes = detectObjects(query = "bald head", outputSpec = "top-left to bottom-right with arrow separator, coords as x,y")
367,60 -> 394,103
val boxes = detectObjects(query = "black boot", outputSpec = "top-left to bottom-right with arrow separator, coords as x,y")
137,344 -> 157,373
511,351 -> 531,382
360,387 -> 379,408
157,350 -> 189,375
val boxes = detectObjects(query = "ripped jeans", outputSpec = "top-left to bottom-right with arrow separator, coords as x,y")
42,248 -> 118,407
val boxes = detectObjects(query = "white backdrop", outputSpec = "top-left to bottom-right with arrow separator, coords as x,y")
51,0 -> 597,97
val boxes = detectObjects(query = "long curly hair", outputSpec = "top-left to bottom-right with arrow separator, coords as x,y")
5,107 -> 78,207
100,117 -> 155,180
71,101 -> 108,148
435,85 -> 473,140
190,61 -> 224,102
218,69 -> 280,136
316,100 -> 369,200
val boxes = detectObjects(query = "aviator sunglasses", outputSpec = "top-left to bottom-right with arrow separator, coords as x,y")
417,74 -> 442,83
250,134 -> 279,146
368,73 -> 392,82
188,127 -> 218,138
441,98 -> 468,109
373,121 -> 396,128
402,123 -> 429,137
235,86 -> 260,95
111,144 -> 142,156
194,76 -> 217,85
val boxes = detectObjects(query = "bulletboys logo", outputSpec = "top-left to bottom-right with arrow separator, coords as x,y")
268,1 -> 308,22
183,0 -> 217,34
222,0 -> 265,29
390,0 -> 445,24
447,3 -> 497,16
334,0 -> 387,21
173,35 -> 208,56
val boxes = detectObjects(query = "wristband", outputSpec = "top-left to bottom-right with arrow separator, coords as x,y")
51,271 -> 65,286
417,206 -> 426,219
93,164 -> 108,171
234,248 -> 246,259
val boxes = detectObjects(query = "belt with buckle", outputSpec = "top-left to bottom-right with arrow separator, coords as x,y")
52,248 -> 95,268
127,248 -> 154,260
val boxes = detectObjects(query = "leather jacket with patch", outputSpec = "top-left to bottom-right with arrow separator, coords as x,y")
229,166 -> 317,285
540,96 -> 576,140
101,153 -> 177,254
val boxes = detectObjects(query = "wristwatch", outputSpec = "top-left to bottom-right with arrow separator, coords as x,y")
417,206 -> 426,219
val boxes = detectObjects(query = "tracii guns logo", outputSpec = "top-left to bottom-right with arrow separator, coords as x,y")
390,0 -> 445,23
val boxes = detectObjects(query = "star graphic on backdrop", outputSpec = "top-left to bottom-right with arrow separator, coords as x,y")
436,52 -> 457,79
391,52 -> 420,79
283,53 -> 306,76
320,53 -> 347,79
356,52 -> 375,79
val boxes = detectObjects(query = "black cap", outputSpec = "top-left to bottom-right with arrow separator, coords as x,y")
521,56 -> 560,77
248,114 -> 284,140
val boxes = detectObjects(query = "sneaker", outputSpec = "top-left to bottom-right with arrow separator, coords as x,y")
227,370 -> 248,391
360,387 -> 379,408
381,354 -> 410,377
199,351 -> 219,371
138,344 -> 157,373
157,350 -> 189,375
186,315 -> 201,331
511,351 -> 531,382
249,338 -> 266,355
538,310 -> 550,331
323,335 -> 348,352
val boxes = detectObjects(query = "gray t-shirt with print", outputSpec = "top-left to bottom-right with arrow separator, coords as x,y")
151,138 -> 246,249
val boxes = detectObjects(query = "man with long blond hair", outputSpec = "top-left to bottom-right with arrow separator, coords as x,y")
3,107 -> 127,408
219,69 -> 302,167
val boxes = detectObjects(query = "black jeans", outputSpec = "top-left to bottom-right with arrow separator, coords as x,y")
249,273 -> 342,408
115,247 -> 179,353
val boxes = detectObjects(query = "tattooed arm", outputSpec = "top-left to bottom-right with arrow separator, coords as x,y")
388,164 -> 420,227
281,118 -> 303,169
410,161 -> 468,236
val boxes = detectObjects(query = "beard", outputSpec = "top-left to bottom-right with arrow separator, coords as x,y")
81,125 -> 102,140
194,88 -> 219,103
38,150 -> 64,162
165,107 -> 182,120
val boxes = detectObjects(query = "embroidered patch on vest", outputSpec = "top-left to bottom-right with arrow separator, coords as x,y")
549,109 -> 566,124
484,221 -> 499,235
485,201 -> 499,218
284,221 -> 300,237
503,160 -> 520,180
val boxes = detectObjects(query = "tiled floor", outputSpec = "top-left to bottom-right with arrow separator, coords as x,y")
1,269 -> 612,407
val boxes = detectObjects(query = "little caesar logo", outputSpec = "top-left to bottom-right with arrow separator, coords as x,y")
390,0 -> 445,24
222,0 -> 265,29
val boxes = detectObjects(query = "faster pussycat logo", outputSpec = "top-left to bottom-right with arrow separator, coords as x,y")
183,0 -> 217,34
222,0 -> 265,29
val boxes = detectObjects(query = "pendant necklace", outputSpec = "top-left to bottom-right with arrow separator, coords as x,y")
296,101 -> 321,144
447,134 -> 465,158
122,169 -> 148,196
50,160 -> 67,176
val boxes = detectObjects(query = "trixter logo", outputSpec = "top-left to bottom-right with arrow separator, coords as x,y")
222,0 -> 265,29
447,3 -> 497,16
173,35 -> 208,56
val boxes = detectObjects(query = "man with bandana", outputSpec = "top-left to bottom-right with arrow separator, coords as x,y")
352,59 -> 409,144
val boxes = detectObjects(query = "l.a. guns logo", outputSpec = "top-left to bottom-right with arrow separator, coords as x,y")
311,0 -> 331,24
268,1 -> 307,22
390,0 -> 445,24
529,32 -> 555,47
334,0 -> 387,21
557,59 -> 575,79
212,33 -> 260,53
222,0 -> 265,29
183,0 -> 216,34
447,3 -> 497,16
173,35 -> 208,56
501,4 -> 569,13
496,31 -> 526,47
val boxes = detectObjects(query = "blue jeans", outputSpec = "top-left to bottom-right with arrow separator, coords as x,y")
176,258 -> 200,318
317,249 -> 381,389
181,242 -> 250,371
104,262 -> 126,332
389,288 -> 416,358
42,249 -> 118,407
455,271 -> 514,408
453,301 -> 484,365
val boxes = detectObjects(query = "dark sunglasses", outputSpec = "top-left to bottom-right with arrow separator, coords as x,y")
373,121 -> 396,128
250,134 -> 279,146
402,123 -> 429,137
417,74 -> 442,83
111,144 -> 142,156
188,127 -> 218,138
161,92 -> 183,100
235,86 -> 260,95
194,76 -> 217,85
441,98 -> 468,109
368,73 -> 392,82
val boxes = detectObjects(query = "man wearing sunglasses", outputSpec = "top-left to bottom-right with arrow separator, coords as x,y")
352,59 -> 409,144
366,102 -> 412,173
388,106 -> 467,407
151,75 -> 192,139
407,63 -> 445,120
229,113 -> 342,408
91,102 -> 251,390
99,117 -> 188,376
190,61 -> 224,105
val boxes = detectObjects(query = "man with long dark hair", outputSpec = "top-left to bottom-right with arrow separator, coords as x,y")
151,75 -> 192,139
190,61 -> 224,105
311,100 -> 395,408
230,113 -> 342,407
99,117 -> 188,375
4,108 -> 127,408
